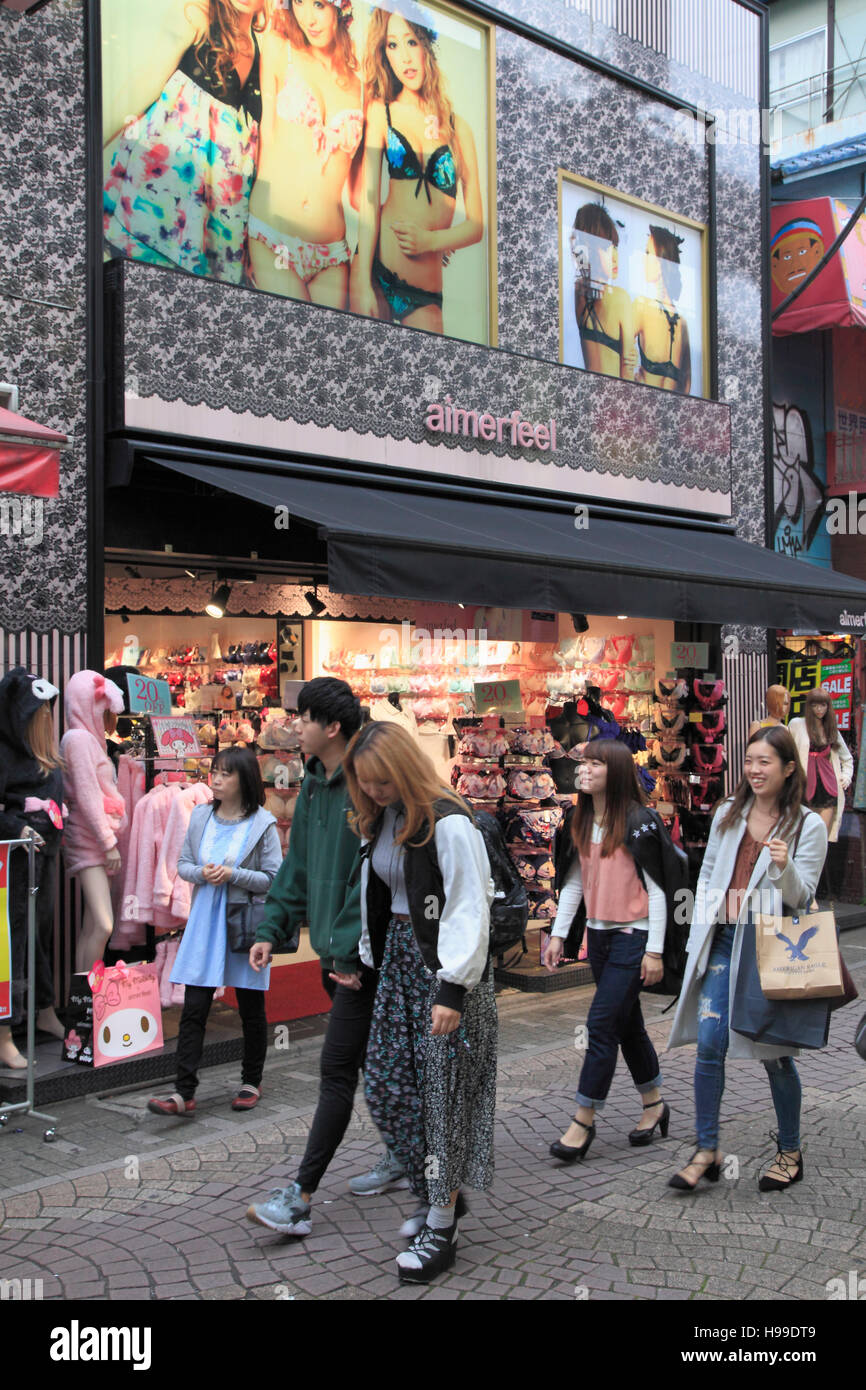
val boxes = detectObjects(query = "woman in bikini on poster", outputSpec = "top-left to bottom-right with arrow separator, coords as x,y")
633,224 -> 692,394
248,0 -> 363,308
570,202 -> 635,379
352,3 -> 484,333
102,0 -> 268,284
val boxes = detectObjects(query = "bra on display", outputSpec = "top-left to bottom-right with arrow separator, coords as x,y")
657,678 -> 689,702
693,679 -> 727,710
652,740 -> 687,769
516,857 -> 555,885
604,635 -> 634,664
628,669 -> 656,692
691,743 -> 727,774
507,769 -> 557,800
577,634 -> 606,662
653,707 -> 686,735
690,776 -> 723,812
692,711 -> 727,740
513,728 -> 556,755
458,729 -> 510,758
503,806 -> 563,847
456,769 -> 507,799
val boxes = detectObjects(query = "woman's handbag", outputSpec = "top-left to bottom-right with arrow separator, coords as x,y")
731,917 -> 832,1049
225,896 -> 269,954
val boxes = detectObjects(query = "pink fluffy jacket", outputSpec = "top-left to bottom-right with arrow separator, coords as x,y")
60,671 -> 128,875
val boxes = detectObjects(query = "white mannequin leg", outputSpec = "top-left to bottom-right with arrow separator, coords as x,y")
75,866 -> 116,973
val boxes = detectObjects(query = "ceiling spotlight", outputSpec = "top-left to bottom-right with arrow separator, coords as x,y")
205,582 -> 232,619
305,588 -> 327,618
124,565 -> 141,579
617,615 -> 628,621
571,613 -> 589,633
120,612 -> 130,625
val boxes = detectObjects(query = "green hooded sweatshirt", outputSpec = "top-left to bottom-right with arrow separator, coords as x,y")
255,756 -> 362,973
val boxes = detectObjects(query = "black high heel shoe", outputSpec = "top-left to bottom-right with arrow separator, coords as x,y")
667,1149 -> 722,1190
550,1117 -> 596,1164
758,1133 -> 803,1192
628,1099 -> 671,1147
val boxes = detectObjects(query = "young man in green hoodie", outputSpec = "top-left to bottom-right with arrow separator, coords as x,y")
246,678 -> 405,1236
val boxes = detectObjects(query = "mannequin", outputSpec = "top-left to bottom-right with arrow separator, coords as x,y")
0,669 -> 67,1068
748,684 -> 790,738
60,672 -> 128,972
788,687 -> 854,842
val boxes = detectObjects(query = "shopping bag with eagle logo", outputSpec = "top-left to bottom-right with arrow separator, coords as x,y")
755,905 -> 844,1000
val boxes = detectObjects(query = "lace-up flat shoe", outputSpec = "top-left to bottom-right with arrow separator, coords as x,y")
349,1148 -> 409,1196
758,1136 -> 803,1192
246,1181 -> 312,1236
396,1224 -> 458,1283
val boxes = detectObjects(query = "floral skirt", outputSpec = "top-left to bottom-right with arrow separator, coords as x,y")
364,915 -> 497,1205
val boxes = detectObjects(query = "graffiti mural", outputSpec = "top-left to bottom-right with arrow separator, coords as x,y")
772,402 -> 828,565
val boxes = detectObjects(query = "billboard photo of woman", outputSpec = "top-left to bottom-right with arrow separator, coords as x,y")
633,225 -> 691,394
352,2 -> 489,340
103,0 -> 268,283
569,202 -> 635,380
248,0 -> 363,308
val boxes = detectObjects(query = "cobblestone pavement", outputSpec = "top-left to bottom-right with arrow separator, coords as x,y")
1,936 -> 865,1303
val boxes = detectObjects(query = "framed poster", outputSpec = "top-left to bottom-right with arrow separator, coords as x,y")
101,0 -> 495,345
559,171 -> 708,398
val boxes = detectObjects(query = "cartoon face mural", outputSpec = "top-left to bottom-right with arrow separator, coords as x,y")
96,1008 -> 159,1060
771,218 -> 825,295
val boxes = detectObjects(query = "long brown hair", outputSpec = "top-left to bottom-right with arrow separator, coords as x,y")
272,0 -> 358,85
718,726 -> 803,840
364,5 -> 458,173
190,0 -> 269,100
344,721 -> 467,846
570,740 -> 647,859
27,703 -> 63,777
804,686 -> 840,747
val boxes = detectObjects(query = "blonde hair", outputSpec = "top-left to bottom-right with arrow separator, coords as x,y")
364,6 -> 458,175
271,0 -> 358,85
765,684 -> 790,720
27,703 -> 63,777
189,0 -> 269,101
344,721 -> 467,845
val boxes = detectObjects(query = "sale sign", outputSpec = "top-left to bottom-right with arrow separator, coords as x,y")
126,672 -> 172,716
474,678 -> 524,717
0,845 -> 11,1021
817,657 -> 853,731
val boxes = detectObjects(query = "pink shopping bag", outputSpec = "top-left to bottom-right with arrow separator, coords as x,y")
87,959 -> 164,1067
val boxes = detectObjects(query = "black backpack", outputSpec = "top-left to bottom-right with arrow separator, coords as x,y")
638,809 -> 692,997
470,809 -> 529,957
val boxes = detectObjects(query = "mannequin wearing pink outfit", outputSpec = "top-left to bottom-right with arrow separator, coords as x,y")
60,671 -> 128,972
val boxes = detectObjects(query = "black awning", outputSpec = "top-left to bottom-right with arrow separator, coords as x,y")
152,457 -> 866,630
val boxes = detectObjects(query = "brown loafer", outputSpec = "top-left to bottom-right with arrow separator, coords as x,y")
231,1084 -> 261,1111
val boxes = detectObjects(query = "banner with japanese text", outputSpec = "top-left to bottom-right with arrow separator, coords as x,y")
777,654 -> 853,729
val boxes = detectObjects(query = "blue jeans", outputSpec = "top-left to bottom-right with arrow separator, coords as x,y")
695,924 -> 802,1151
575,928 -> 662,1110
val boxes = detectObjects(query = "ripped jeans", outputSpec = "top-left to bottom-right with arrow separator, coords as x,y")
695,924 -> 801,1152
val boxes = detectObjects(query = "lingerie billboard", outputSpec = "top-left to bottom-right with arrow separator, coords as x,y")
559,171 -> 708,398
101,0 -> 494,346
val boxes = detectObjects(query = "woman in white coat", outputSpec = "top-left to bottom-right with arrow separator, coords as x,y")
666,726 -> 828,1192
787,686 -> 853,843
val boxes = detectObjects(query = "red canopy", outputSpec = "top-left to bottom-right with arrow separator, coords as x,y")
0,406 -> 65,497
771,197 -> 866,335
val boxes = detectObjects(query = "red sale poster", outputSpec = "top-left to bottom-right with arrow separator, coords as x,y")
0,846 -> 11,1020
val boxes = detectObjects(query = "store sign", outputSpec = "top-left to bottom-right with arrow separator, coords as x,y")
777,654 -> 854,729
425,401 -> 557,451
0,846 -> 10,1020
126,673 -> 171,716
838,609 -> 866,631
671,641 -> 709,669
474,678 -> 523,716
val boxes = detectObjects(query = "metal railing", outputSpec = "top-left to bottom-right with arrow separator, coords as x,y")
770,55 -> 866,139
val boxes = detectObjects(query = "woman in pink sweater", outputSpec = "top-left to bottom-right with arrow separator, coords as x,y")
60,671 -> 127,971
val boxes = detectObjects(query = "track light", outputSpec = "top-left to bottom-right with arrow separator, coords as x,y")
571,613 -> 589,633
305,587 -> 327,618
205,582 -> 232,619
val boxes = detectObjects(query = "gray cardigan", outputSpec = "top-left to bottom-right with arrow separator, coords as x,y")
177,803 -> 283,908
667,799 -> 828,1061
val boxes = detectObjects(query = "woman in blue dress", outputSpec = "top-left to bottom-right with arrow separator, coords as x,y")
148,746 -> 282,1117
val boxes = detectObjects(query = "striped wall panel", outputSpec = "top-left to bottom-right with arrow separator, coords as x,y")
0,626 -> 87,1007
723,648 -> 769,795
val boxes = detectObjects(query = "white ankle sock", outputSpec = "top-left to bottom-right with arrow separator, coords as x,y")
427,1202 -> 456,1230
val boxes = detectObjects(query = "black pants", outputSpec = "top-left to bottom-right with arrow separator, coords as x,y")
9,844 -> 60,1029
296,965 -> 377,1194
175,984 -> 267,1100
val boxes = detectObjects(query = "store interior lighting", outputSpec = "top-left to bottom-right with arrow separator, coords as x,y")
305,588 -> 327,617
205,582 -> 232,619
570,613 -> 589,633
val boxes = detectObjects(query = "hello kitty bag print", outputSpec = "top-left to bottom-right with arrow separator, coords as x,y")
87,959 -> 163,1067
